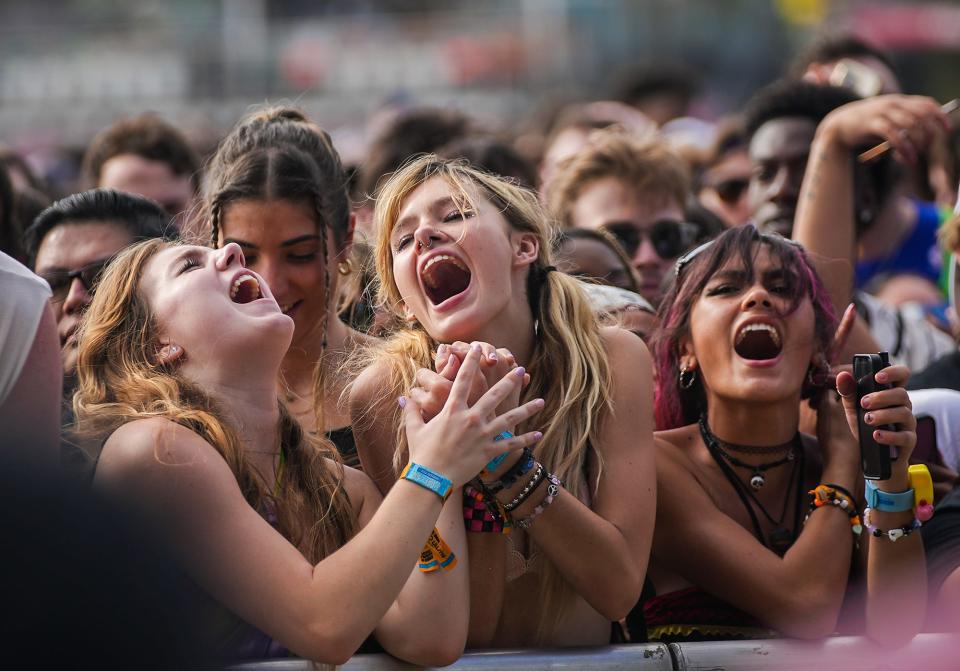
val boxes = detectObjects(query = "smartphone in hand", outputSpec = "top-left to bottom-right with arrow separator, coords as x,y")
854,352 -> 896,480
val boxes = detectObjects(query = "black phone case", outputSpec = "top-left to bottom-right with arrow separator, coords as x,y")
854,352 -> 893,480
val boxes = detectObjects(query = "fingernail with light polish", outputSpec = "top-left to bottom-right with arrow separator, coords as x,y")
514,366 -> 526,377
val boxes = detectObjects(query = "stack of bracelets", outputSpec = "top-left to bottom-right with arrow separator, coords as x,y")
463,436 -> 561,534
805,465 -> 935,545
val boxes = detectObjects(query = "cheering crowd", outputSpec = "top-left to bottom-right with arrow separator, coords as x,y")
2,32 -> 960,666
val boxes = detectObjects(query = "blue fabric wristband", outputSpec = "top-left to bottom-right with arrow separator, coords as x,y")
865,480 -> 915,513
484,432 -> 514,473
401,463 -> 453,502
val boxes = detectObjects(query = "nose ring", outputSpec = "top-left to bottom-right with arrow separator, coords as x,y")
417,238 -> 434,251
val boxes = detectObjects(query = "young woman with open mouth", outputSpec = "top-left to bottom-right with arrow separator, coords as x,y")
350,156 -> 656,647
641,224 -> 925,646
203,107 -> 373,467
72,239 -> 544,664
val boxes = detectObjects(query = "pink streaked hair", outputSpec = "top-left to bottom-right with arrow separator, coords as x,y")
651,225 -> 837,430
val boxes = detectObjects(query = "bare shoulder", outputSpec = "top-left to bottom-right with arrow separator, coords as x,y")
654,426 -> 702,471
598,326 -> 653,403
599,326 -> 652,367
95,417 -> 232,492
339,461 -> 381,507
349,358 -> 395,416
338,461 -> 383,527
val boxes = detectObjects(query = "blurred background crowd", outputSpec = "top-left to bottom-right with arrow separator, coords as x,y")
1,0 -> 958,198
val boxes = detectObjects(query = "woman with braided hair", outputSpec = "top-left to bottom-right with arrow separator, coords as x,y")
351,155 -> 656,647
202,107 -> 372,466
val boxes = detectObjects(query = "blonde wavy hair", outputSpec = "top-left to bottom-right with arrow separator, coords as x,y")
365,155 -> 614,638
73,238 -> 356,563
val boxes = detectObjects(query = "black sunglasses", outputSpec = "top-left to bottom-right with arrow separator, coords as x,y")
603,220 -> 698,260
713,177 -> 749,205
39,256 -> 114,303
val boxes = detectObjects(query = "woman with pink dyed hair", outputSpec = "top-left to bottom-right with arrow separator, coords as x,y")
635,224 -> 924,646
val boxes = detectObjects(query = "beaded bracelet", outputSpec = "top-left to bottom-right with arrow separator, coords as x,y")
809,484 -> 857,511
514,474 -> 561,530
463,484 -> 511,534
806,485 -> 862,537
482,447 -> 535,494
822,483 -> 857,505
863,507 -> 922,542
503,463 -> 546,513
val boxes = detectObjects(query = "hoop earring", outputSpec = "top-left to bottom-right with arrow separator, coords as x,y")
337,258 -> 353,276
679,366 -> 696,390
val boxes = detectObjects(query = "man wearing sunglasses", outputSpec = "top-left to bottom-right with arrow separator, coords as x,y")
548,129 -> 695,305
24,189 -> 170,388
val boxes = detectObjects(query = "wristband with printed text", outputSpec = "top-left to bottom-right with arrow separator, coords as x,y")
401,463 -> 453,502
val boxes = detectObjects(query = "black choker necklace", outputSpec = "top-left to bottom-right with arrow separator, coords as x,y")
711,443 -> 795,490
700,419 -> 796,490
699,416 -> 804,556
713,437 -> 796,456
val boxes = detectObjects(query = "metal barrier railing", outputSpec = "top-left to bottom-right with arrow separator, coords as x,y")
228,634 -> 959,670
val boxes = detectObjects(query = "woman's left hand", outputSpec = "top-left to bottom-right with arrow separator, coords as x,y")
836,364 -> 917,473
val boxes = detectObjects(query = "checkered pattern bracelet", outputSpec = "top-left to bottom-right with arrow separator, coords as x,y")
463,484 -> 511,534
863,507 -> 922,542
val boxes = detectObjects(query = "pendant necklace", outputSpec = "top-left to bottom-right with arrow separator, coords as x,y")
710,442 -> 795,490
700,416 -> 804,556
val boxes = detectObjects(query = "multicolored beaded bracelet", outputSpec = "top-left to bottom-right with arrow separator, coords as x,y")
863,507 -> 922,542
514,474 -> 561,530
806,484 -> 862,537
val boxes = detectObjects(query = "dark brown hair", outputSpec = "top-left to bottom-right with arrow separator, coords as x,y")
651,225 -> 837,429
82,114 -> 201,192
203,106 -> 351,431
